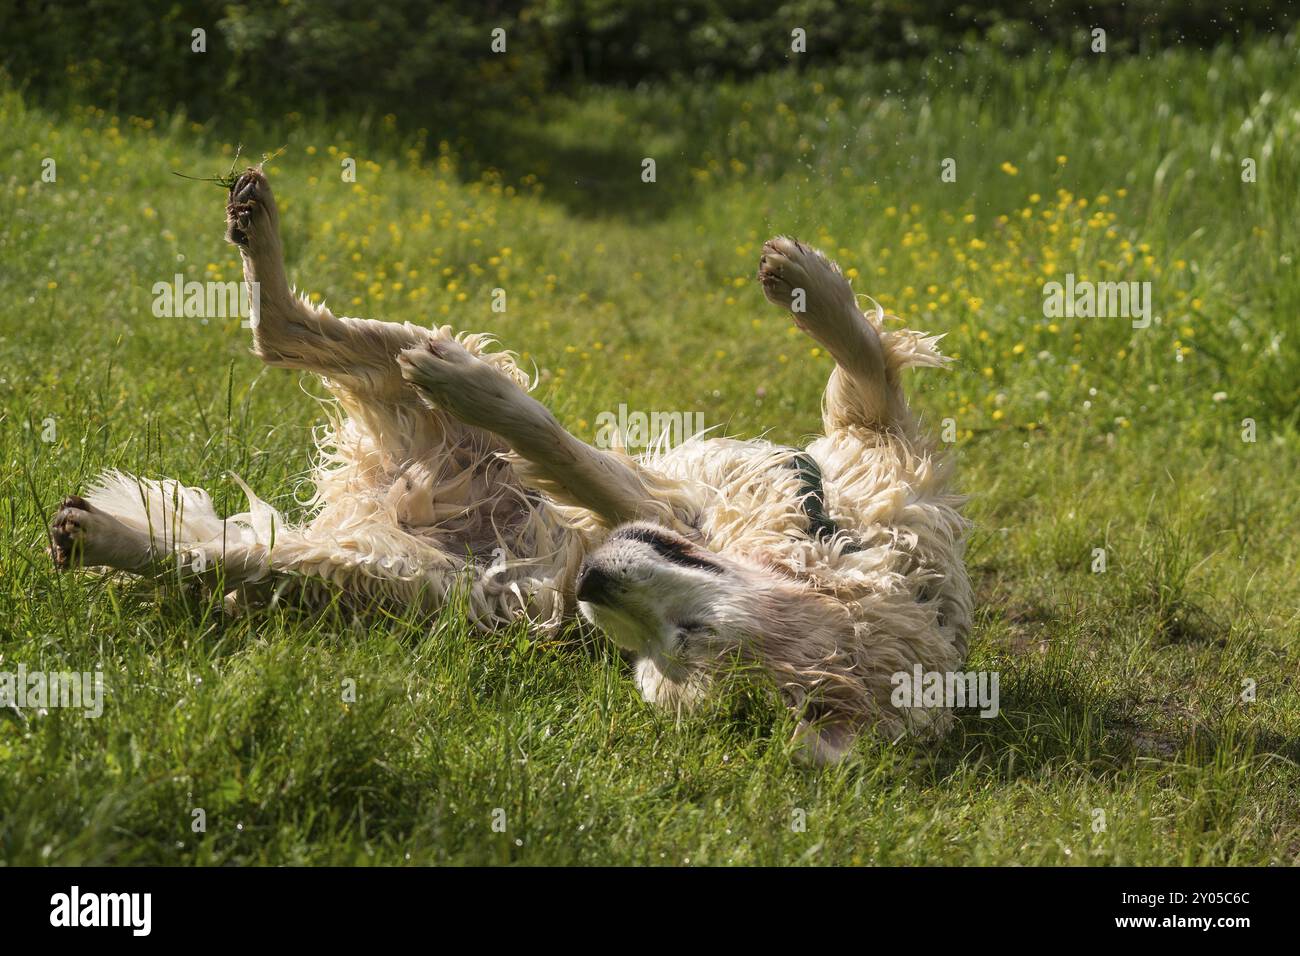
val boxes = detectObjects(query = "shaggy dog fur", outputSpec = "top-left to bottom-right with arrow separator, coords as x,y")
48,168 -> 971,763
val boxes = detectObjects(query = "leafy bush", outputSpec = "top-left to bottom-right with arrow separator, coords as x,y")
1,0 -> 1295,120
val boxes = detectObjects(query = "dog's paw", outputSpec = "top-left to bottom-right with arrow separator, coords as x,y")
757,237 -> 858,330
50,495 -> 151,571
398,337 -> 515,424
397,337 -> 478,396
226,167 -> 276,248
50,495 -> 96,570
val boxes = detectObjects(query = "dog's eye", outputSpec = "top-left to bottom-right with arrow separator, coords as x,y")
673,620 -> 708,649
617,527 -> 724,574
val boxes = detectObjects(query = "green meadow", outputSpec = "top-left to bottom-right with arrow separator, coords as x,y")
1,35 -> 1297,864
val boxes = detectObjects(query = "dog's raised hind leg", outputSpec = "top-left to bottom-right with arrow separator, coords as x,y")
227,167 -> 427,401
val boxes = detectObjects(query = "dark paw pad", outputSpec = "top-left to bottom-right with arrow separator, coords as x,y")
50,498 -> 91,570
225,168 -> 265,247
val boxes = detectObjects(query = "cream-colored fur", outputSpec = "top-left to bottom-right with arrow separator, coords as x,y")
573,239 -> 970,762
48,170 -> 971,763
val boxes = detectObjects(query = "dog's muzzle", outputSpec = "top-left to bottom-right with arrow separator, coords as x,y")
576,564 -> 618,605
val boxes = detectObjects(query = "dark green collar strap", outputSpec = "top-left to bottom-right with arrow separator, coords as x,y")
782,449 -> 863,552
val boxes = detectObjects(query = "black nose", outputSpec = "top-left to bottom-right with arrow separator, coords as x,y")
576,565 -> 617,605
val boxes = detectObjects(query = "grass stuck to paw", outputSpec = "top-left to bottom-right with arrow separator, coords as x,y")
1,36 -> 1298,865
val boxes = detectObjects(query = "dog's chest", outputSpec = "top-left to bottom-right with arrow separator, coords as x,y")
648,438 -> 853,554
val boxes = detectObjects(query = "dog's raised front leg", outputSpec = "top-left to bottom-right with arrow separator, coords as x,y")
757,237 -> 902,430
227,167 -> 426,400
397,339 -> 687,530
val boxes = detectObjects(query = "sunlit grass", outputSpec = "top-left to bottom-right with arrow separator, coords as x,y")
0,37 -> 1297,864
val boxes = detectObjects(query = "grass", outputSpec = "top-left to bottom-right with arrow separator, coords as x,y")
1,34 -> 1298,865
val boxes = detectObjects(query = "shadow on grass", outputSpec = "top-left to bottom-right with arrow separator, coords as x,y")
18,75 -> 711,223
153,100 -> 701,223
450,113 -> 693,222
917,673 -> 1300,788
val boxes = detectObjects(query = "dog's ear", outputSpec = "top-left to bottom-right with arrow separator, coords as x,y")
792,715 -> 858,765
753,587 -> 865,765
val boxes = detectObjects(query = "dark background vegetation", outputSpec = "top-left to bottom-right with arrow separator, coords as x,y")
2,1 -> 1295,122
